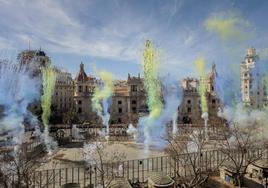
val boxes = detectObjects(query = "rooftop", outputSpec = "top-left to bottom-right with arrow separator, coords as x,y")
75,62 -> 88,82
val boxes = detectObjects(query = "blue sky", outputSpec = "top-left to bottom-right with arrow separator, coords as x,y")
0,0 -> 268,80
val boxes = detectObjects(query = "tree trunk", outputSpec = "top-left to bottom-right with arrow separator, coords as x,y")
235,173 -> 243,188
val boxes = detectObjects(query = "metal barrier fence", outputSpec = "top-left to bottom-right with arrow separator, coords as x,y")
9,147 -> 267,188
50,125 -> 227,142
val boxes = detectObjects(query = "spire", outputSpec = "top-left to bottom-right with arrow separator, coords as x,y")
209,62 -> 217,80
212,62 -> 216,75
75,62 -> 88,82
80,62 -> 84,71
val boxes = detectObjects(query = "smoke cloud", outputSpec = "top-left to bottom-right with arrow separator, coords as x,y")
41,66 -> 57,154
0,61 -> 40,151
92,71 -> 114,140
204,11 -> 253,42
139,40 -> 163,149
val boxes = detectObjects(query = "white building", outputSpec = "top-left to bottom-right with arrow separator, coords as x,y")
240,47 -> 267,108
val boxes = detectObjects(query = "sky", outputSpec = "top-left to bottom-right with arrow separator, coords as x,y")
0,0 -> 268,80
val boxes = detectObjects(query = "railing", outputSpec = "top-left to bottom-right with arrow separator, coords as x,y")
8,147 -> 267,188
50,124 -> 227,142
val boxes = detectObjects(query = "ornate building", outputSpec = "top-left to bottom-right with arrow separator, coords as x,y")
178,64 -> 224,126
15,49 -> 227,126
240,47 -> 267,108
109,74 -> 146,124
17,49 -> 51,76
73,63 -> 98,122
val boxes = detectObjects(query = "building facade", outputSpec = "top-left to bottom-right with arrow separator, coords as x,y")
109,74 -> 146,124
17,49 -> 51,76
73,63 -> 98,122
15,49 -> 227,126
178,64 -> 224,126
240,47 -> 267,108
52,68 -> 74,115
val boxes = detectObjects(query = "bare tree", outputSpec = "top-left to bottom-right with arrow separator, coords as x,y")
0,142 -> 45,188
218,122 -> 264,187
83,140 -> 126,188
0,141 -> 59,188
165,127 -> 222,188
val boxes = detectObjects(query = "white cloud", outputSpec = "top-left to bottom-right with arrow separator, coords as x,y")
1,0 -> 266,81
0,0 -> 144,62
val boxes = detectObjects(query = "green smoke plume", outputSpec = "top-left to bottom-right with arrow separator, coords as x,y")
41,66 -> 56,126
91,71 -> 114,116
143,40 -> 163,146
194,57 -> 208,113
143,40 -> 163,118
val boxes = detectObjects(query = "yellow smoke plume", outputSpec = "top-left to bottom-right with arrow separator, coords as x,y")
204,12 -> 252,41
41,66 -> 57,125
143,40 -> 163,118
194,57 -> 208,113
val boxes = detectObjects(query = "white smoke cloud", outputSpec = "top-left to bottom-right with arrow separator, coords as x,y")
0,61 -> 41,149
126,123 -> 138,140
137,75 -> 181,150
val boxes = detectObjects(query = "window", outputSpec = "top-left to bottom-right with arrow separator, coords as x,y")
132,107 -> 137,113
78,100 -> 82,105
118,100 -> 122,105
118,118 -> 122,123
85,86 -> 88,92
118,108 -> 122,113
132,100 -> 137,104
78,107 -> 82,113
78,86 -> 82,92
187,99 -> 191,104
131,85 -> 138,92
212,99 -> 216,104
187,107 -> 191,113
211,86 -> 214,91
